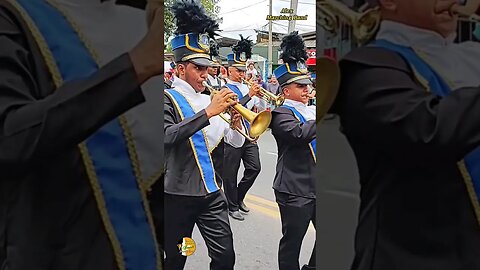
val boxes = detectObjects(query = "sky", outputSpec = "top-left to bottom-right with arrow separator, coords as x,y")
215,0 -> 316,40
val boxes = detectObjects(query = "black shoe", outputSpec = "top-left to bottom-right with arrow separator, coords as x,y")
228,211 -> 245,221
239,201 -> 250,213
301,265 -> 315,270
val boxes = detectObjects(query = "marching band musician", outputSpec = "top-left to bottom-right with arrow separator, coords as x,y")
270,31 -> 316,270
334,0 -> 480,269
222,35 -> 265,221
158,0 -> 245,269
203,41 -> 223,95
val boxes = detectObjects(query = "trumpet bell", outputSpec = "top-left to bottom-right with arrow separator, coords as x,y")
316,57 -> 340,123
249,111 -> 272,138
232,103 -> 272,138
355,8 -> 381,43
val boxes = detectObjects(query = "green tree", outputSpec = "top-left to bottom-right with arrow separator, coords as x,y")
165,0 -> 218,52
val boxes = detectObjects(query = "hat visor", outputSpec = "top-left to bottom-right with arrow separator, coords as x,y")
284,77 -> 312,86
234,66 -> 247,71
189,57 -> 215,67
295,78 -> 313,85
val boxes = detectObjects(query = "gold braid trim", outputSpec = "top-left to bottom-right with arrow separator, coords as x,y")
5,0 -> 63,87
45,0 -> 101,63
289,111 -> 316,162
458,161 -> 480,225
144,168 -> 165,191
117,115 -> 163,196
210,134 -> 225,153
118,116 -> 162,269
415,48 -> 480,227
79,145 -> 126,270
118,116 -> 143,184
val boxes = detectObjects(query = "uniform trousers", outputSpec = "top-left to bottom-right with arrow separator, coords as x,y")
275,190 -> 316,270
223,141 -> 261,212
164,191 -> 235,270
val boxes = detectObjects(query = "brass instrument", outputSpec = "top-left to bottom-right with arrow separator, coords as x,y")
452,0 -> 480,22
460,13 -> 480,22
202,81 -> 272,140
242,79 -> 285,107
317,0 -> 381,44
316,57 -> 340,123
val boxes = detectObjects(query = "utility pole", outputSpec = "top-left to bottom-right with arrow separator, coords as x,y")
287,0 -> 298,33
268,0 -> 273,75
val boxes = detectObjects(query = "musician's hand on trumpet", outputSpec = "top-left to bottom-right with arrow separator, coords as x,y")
203,81 -> 272,139
247,82 -> 263,98
205,88 -> 238,119
229,108 -> 243,130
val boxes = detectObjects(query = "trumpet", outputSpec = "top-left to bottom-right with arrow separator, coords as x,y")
202,82 -> 272,141
316,57 -> 340,123
317,0 -> 381,44
451,0 -> 480,22
459,13 -> 480,22
242,79 -> 285,107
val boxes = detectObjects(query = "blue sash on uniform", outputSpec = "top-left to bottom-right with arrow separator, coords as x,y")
164,89 -> 219,193
281,105 -> 316,162
226,83 -> 251,136
10,0 -> 160,269
374,39 -> 480,223
226,83 -> 244,99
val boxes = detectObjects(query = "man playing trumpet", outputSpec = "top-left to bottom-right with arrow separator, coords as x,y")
159,0 -> 246,268
270,31 -> 316,270
333,0 -> 480,269
222,35 -> 266,221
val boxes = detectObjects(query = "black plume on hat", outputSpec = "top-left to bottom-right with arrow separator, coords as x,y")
171,0 -> 219,38
232,34 -> 253,59
209,39 -> 220,57
279,31 -> 308,63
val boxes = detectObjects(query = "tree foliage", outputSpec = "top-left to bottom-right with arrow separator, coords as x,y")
164,0 -> 218,51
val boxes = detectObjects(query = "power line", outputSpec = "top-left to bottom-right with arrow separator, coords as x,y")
272,22 -> 289,30
221,23 -> 259,32
271,22 -> 312,32
276,0 -> 314,5
219,0 -> 268,15
271,20 -> 315,28
221,29 -> 258,33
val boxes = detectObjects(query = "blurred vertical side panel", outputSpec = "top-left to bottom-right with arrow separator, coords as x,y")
119,0 -> 166,267
316,1 -> 360,269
